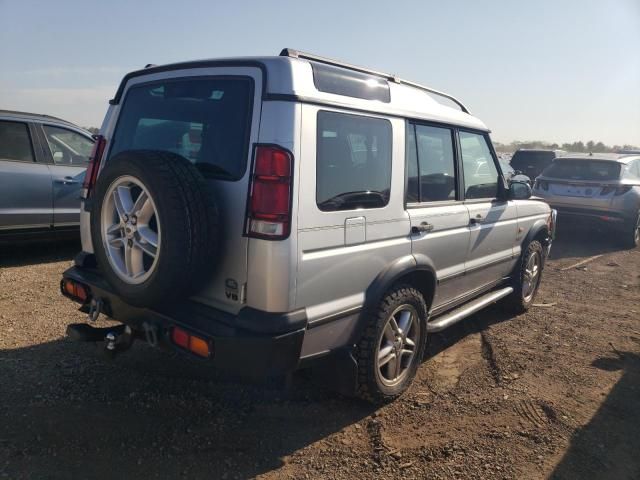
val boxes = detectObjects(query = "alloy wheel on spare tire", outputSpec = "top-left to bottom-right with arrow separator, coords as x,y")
90,150 -> 219,307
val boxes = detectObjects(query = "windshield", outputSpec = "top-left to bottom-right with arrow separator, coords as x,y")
543,160 -> 621,181
109,76 -> 254,180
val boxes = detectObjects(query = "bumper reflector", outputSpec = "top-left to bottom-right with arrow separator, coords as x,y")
61,279 -> 89,303
171,327 -> 212,358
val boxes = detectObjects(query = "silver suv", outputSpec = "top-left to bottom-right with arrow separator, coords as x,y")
533,153 -> 640,248
62,49 -> 556,403
0,110 -> 94,241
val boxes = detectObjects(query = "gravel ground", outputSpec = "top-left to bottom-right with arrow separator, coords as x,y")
1,229 -> 639,479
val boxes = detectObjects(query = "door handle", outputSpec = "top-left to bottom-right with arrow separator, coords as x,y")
470,214 -> 484,225
55,177 -> 79,185
411,222 -> 434,234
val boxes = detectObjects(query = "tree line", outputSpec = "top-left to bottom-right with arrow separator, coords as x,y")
493,140 -> 639,154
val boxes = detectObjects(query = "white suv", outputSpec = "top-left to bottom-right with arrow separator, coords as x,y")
62,49 -> 555,403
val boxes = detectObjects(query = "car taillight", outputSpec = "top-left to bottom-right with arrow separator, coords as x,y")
614,185 -> 632,196
82,135 -> 107,198
601,185 -> 632,196
247,145 -> 293,240
534,179 -> 548,191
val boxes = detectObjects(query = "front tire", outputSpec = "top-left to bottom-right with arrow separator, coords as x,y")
503,240 -> 544,314
355,285 -> 427,404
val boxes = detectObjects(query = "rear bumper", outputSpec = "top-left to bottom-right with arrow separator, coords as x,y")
62,263 -> 306,377
551,205 -> 631,228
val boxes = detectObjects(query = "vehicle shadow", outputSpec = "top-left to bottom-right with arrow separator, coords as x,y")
0,337 -> 375,479
548,225 -> 627,261
0,238 -> 79,268
550,351 -> 640,479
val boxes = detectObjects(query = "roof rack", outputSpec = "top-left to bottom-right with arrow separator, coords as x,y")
279,48 -> 470,114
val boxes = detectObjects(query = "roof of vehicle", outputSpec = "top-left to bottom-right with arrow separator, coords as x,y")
555,152 -> 640,164
111,49 -> 489,132
0,109 -> 88,132
513,149 -> 565,154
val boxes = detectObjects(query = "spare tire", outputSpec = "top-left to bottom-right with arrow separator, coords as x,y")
90,150 -> 219,307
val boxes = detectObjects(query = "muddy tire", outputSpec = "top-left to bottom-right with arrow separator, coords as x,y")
355,285 -> 427,404
503,240 -> 544,314
90,150 -> 219,307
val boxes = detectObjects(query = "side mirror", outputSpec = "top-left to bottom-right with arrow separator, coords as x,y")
509,181 -> 532,200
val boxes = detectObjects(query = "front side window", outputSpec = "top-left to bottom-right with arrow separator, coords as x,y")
0,121 -> 34,162
43,125 -> 94,166
460,131 -> 499,199
407,124 -> 456,202
316,111 -> 392,211
110,77 -> 254,180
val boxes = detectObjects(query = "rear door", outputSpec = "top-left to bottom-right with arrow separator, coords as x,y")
0,120 -> 53,232
406,122 -> 470,308
296,107 -> 410,322
104,68 -> 263,312
38,124 -> 93,228
459,130 -> 518,291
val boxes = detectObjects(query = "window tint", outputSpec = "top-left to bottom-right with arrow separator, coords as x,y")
316,111 -> 392,211
406,125 -> 419,203
311,62 -> 390,103
414,125 -> 456,202
510,151 -> 556,170
460,131 -> 499,199
545,160 -> 621,181
43,125 -> 94,166
0,121 -> 34,162
110,77 -> 254,180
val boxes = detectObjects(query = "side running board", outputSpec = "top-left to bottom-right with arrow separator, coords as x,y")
427,286 -> 514,333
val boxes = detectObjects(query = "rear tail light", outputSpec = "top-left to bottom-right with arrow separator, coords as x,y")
600,185 -> 632,196
61,279 -> 90,303
171,327 -> 212,358
534,180 -> 549,191
246,145 -> 293,240
82,135 -> 107,199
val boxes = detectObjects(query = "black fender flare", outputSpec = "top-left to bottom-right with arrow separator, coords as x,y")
350,254 -> 437,344
514,219 -> 550,273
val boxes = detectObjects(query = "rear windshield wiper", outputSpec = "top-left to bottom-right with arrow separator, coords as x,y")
318,190 -> 389,210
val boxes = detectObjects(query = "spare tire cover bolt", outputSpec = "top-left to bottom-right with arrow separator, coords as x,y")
123,214 -> 129,222
130,216 -> 137,225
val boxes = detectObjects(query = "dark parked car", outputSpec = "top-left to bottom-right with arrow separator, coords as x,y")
500,159 -> 530,184
0,110 -> 95,241
510,149 -> 564,184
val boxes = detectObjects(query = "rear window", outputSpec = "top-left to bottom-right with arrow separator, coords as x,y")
544,160 -> 621,181
109,76 -> 254,180
511,151 -> 555,169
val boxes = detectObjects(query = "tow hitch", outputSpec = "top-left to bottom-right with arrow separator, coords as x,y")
66,323 -> 137,358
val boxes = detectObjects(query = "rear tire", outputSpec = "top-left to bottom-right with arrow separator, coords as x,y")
90,150 -> 219,307
503,240 -> 544,314
355,285 -> 427,404
623,212 -> 640,249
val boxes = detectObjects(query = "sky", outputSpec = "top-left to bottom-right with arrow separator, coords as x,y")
0,0 -> 638,146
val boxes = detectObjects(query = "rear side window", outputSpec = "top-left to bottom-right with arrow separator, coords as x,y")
544,160 -> 621,181
460,131 -> 499,199
316,111 -> 392,211
0,121 -> 34,162
110,77 -> 254,180
43,125 -> 94,166
406,124 -> 456,203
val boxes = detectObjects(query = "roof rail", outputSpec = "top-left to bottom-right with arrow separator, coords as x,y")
279,48 -> 470,114
0,109 -> 75,125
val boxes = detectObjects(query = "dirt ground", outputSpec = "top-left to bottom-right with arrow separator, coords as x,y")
1,228 -> 639,480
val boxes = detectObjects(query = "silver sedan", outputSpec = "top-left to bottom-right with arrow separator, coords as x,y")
532,153 -> 640,248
